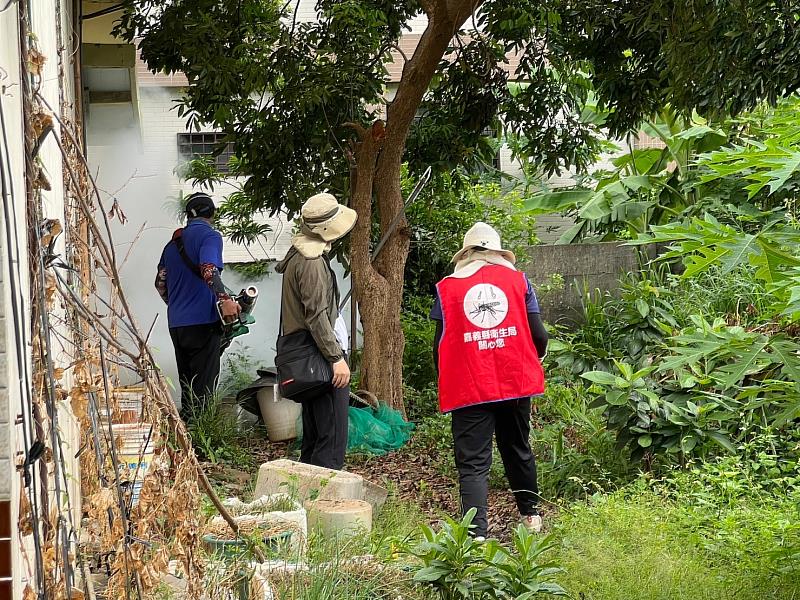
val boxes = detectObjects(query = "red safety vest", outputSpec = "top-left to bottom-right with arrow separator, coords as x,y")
436,264 -> 545,413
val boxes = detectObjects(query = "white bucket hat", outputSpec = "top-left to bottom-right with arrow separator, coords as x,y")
301,192 -> 357,242
292,193 -> 358,257
451,221 -> 516,265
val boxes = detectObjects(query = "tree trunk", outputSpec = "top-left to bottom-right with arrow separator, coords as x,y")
360,156 -> 409,417
348,123 -> 409,416
349,0 -> 486,417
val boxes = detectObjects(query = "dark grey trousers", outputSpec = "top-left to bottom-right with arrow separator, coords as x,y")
300,383 -> 349,470
451,398 -> 539,537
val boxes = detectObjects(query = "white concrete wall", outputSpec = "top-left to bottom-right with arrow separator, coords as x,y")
1,8 -> 29,597
1,0 -> 82,597
86,87 -> 353,401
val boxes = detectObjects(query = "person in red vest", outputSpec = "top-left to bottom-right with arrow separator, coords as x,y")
431,222 -> 549,539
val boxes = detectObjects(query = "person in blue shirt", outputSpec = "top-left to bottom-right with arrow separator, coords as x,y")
155,192 -> 240,422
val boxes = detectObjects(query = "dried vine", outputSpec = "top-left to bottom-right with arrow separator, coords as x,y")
17,45 -> 253,599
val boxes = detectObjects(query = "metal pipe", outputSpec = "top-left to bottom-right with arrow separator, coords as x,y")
81,2 -> 123,20
338,166 -> 431,311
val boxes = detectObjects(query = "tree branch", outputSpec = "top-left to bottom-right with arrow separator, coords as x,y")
447,0 -> 483,25
343,121 -> 368,140
418,0 -> 443,20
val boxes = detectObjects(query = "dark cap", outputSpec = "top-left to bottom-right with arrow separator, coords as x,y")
185,192 -> 216,219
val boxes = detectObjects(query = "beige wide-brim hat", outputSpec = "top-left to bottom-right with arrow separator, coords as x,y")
301,192 -> 357,242
451,221 -> 516,265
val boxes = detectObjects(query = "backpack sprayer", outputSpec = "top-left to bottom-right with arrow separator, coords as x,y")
219,286 -> 258,353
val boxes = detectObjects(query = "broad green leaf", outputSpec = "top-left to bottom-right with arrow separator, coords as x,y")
716,339 -> 770,388
556,221 -> 588,245
523,189 -> 592,214
706,431 -> 736,453
681,435 -> 697,453
635,298 -> 650,318
577,190 -> 614,220
606,390 -> 628,406
752,242 -> 800,283
718,233 -> 758,274
581,371 -> 619,386
413,566 -> 450,582
620,175 -> 653,192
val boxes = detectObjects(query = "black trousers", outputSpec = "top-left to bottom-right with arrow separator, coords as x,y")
451,398 -> 539,537
169,323 -> 222,423
300,382 -> 349,470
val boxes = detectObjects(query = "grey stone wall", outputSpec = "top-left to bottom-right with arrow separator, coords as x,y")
523,242 -> 663,325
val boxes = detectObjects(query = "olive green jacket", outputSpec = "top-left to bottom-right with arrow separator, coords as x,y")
275,247 -> 343,363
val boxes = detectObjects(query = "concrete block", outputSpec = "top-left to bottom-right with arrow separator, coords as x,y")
253,459 -> 363,503
305,498 -> 372,538
361,480 -> 388,515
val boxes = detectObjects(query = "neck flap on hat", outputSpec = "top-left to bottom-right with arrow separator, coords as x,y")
292,227 -> 331,259
449,249 -> 517,279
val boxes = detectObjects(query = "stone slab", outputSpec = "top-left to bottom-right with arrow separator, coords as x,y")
253,459 -> 363,503
361,479 -> 388,514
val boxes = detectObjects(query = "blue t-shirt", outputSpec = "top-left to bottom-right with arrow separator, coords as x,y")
430,274 -> 540,320
159,219 -> 224,328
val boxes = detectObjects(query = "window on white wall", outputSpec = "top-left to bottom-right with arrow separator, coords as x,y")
177,132 -> 234,173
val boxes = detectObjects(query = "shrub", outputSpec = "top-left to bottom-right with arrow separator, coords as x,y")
531,384 -> 637,500
189,392 -> 252,466
580,315 -> 800,462
407,509 -> 567,600
218,345 -> 258,397
401,295 -> 438,399
404,173 -> 539,300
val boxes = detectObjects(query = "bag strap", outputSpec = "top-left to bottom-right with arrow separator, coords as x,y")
171,229 -> 203,278
277,248 -> 337,342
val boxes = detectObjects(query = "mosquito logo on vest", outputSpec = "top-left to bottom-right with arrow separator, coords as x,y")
463,283 -> 509,329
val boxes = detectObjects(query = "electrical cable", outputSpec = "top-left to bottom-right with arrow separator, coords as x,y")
32,202 -> 76,596
0,76 -> 47,598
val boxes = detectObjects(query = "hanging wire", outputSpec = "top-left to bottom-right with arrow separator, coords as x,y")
0,73 -> 48,600
32,201 -> 77,596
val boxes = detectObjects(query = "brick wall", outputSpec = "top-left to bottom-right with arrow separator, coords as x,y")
0,238 -> 10,591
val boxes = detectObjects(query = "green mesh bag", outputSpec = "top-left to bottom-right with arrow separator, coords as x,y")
347,404 -> 414,455
295,403 -> 414,456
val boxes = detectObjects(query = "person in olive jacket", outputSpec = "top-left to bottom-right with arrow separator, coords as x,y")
275,193 -> 357,469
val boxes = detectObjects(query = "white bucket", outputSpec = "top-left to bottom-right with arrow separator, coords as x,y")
111,424 -> 154,506
258,385 -> 302,442
98,386 -> 145,425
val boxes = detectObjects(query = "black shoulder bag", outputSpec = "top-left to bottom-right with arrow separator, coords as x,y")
274,253 -> 334,403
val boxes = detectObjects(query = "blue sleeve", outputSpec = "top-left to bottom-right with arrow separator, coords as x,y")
525,276 -> 540,314
430,292 -> 443,320
198,230 -> 224,270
